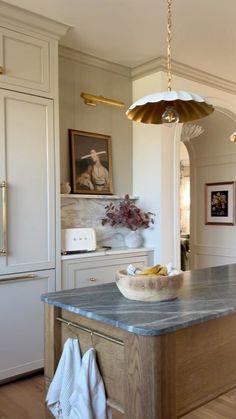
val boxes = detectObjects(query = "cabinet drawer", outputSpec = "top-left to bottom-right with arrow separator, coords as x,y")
0,269 -> 55,381
0,27 -> 50,94
62,255 -> 150,289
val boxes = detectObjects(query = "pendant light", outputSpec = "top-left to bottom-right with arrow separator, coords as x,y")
126,0 -> 214,126
230,131 -> 236,142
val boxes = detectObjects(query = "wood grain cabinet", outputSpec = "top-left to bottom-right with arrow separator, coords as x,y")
62,249 -> 154,290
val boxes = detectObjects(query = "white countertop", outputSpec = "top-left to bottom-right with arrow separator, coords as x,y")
61,247 -> 153,260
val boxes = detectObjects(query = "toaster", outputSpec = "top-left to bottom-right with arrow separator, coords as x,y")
61,228 -> 97,254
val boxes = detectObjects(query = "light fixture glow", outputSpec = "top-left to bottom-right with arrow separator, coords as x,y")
162,106 -> 179,127
230,131 -> 236,142
126,0 -> 214,126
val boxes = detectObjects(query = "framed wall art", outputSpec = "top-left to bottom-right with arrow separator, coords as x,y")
69,129 -> 113,195
205,181 -> 235,225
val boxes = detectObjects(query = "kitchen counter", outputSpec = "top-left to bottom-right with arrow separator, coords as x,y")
61,246 -> 153,260
42,264 -> 236,419
42,263 -> 236,336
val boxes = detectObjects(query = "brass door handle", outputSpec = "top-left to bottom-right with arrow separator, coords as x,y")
0,181 -> 7,256
0,273 -> 38,284
0,66 -> 3,75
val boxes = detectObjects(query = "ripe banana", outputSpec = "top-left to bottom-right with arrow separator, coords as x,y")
138,264 -> 168,276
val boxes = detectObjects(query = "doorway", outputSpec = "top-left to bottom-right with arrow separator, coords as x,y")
180,142 -> 190,270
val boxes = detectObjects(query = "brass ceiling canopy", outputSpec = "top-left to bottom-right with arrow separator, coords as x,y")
126,0 -> 214,127
81,92 -> 124,108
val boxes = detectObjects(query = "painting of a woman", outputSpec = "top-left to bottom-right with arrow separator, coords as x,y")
69,130 -> 113,194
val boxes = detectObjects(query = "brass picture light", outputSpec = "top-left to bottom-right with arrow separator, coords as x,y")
81,92 -> 124,108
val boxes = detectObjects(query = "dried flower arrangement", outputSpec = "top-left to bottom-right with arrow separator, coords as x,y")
101,194 -> 155,231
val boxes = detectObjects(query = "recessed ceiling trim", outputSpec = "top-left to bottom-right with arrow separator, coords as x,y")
132,56 -> 236,95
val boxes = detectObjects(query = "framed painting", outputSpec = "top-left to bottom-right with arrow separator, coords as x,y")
205,181 -> 235,225
69,129 -> 113,195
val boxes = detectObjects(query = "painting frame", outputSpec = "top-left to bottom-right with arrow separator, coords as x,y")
69,129 -> 113,195
205,181 -> 235,225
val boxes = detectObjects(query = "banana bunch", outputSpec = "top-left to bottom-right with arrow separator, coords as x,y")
138,264 -> 167,276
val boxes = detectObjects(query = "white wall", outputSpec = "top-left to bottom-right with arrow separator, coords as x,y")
59,52 -> 236,267
132,70 -> 236,267
187,110 -> 236,268
59,50 -> 133,196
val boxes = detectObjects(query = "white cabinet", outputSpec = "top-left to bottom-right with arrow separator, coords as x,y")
0,89 -> 55,275
0,26 -> 50,95
0,270 -> 55,381
0,5 -> 69,381
62,249 -> 154,289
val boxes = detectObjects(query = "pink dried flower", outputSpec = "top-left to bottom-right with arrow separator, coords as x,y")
101,194 -> 155,231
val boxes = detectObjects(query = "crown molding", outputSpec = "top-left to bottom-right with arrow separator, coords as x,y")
0,0 -> 70,39
59,46 -> 131,78
59,47 -> 236,94
131,56 -> 236,95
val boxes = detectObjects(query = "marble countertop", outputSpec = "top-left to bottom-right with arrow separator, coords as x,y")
61,247 -> 153,260
41,264 -> 236,336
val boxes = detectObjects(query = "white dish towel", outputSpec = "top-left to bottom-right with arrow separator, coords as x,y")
46,338 -> 111,419
46,338 -> 82,418
69,348 -> 111,419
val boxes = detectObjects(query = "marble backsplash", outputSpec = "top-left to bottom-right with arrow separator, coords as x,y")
61,197 -> 132,248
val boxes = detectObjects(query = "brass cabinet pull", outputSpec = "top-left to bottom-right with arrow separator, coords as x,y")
0,181 -> 7,256
89,277 -> 96,282
0,273 -> 38,284
0,66 -> 3,75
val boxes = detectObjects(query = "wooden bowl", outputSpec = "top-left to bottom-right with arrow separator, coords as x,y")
115,269 -> 183,302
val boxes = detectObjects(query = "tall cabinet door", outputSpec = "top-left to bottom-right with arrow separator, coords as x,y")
0,90 -> 55,274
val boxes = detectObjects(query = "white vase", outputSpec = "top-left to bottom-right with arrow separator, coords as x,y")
61,182 -> 71,194
124,230 -> 143,248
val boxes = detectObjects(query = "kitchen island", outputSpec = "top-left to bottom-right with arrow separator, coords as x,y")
42,264 -> 236,419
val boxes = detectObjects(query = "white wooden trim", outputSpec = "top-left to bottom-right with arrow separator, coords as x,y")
59,46 -> 131,78
131,56 -> 236,95
0,0 -> 70,39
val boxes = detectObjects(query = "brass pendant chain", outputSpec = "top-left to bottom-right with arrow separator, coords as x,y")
167,0 -> 172,92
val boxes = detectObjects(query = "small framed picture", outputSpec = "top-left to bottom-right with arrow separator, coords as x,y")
69,129 -> 113,195
205,181 -> 235,225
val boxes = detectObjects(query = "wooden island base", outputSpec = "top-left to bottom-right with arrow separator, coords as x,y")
44,304 -> 236,419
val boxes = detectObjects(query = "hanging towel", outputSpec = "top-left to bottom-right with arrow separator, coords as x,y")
46,338 -> 82,418
69,348 -> 111,419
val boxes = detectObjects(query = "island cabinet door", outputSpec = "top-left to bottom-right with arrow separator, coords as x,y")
0,269 -> 55,381
0,89 -> 55,275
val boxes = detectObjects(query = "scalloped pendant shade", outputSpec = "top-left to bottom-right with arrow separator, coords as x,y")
126,0 -> 214,126
126,90 -> 214,124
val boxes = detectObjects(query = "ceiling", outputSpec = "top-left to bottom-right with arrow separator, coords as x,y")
3,0 -> 236,83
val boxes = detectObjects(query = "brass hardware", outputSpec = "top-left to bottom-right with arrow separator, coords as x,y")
56,316 -> 124,346
107,399 -> 125,414
89,277 -> 96,282
0,66 -> 3,75
0,273 -> 38,284
81,92 -> 124,108
230,131 -> 236,142
0,181 -> 7,256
